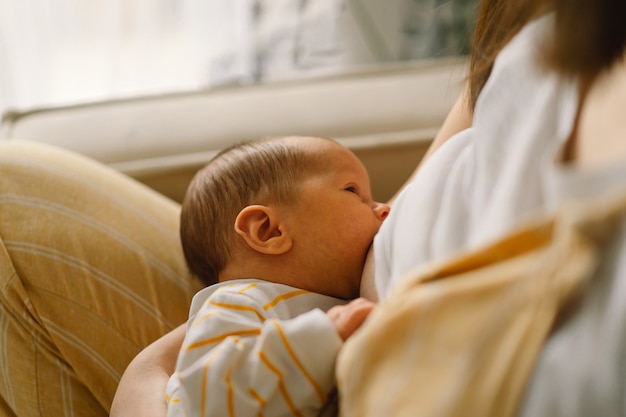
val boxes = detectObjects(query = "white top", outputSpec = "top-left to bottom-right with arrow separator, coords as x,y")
518,164 -> 626,417
166,279 -> 345,417
374,14 -> 626,417
374,14 -> 578,300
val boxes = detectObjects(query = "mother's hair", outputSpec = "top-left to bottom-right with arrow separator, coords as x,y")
468,0 -> 626,110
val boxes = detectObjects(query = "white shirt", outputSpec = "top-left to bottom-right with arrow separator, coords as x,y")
166,279 -> 345,417
374,14 -> 626,417
374,14 -> 578,300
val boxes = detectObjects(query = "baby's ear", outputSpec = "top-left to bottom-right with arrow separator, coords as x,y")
234,205 -> 292,255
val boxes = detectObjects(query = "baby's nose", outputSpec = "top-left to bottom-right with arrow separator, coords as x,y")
373,202 -> 390,221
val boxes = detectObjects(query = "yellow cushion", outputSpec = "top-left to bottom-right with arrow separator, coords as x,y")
0,141 -> 203,416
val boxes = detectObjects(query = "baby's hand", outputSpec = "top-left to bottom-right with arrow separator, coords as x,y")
326,298 -> 376,341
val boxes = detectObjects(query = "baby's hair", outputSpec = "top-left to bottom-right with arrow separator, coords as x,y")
180,136 -> 330,286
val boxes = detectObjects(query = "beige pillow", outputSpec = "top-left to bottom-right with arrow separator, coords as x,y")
0,140 -> 203,416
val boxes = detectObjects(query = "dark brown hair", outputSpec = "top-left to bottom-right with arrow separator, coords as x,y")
180,136 -> 326,287
468,0 -> 626,110
548,0 -> 626,81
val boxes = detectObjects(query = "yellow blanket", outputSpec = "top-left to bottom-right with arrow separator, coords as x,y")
337,190 -> 626,417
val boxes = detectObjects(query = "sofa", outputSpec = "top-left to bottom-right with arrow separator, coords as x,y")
0,58 -> 466,203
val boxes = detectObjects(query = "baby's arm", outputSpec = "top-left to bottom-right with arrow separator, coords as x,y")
166,289 -> 343,417
326,298 -> 376,340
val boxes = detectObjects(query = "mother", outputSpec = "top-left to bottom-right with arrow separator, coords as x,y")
116,0 -> 626,414
1,0 -> 625,416
345,0 -> 626,414
116,0 -> 626,413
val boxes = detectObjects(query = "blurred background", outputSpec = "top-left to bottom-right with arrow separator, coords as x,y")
0,0 -> 476,117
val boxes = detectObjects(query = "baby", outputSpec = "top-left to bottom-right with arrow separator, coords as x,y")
166,136 -> 389,417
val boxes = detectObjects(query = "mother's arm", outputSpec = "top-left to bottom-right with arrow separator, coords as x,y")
389,86 -> 472,204
110,324 -> 186,417
361,86 -> 472,301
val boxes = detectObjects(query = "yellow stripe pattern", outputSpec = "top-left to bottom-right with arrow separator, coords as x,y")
270,319 -> 327,403
263,289 -> 309,310
209,300 -> 266,321
185,328 -> 261,351
259,351 -> 305,417
167,280 -> 345,416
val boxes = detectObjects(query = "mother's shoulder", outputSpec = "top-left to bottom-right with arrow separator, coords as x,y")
576,52 -> 626,169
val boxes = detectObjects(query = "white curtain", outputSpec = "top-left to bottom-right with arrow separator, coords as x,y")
0,0 -> 472,116
0,0 -> 350,115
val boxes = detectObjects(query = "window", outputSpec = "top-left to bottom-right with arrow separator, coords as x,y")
0,0 -> 476,116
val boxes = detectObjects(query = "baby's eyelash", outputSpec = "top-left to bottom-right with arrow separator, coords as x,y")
345,186 -> 357,194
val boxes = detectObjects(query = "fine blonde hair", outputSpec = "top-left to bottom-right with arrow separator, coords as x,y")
180,136 -> 327,286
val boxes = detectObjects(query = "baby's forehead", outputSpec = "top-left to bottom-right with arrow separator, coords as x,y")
282,136 -> 345,156
282,135 -> 330,147
277,136 -> 365,180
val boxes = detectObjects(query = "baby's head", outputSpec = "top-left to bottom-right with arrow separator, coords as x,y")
181,136 -> 389,299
